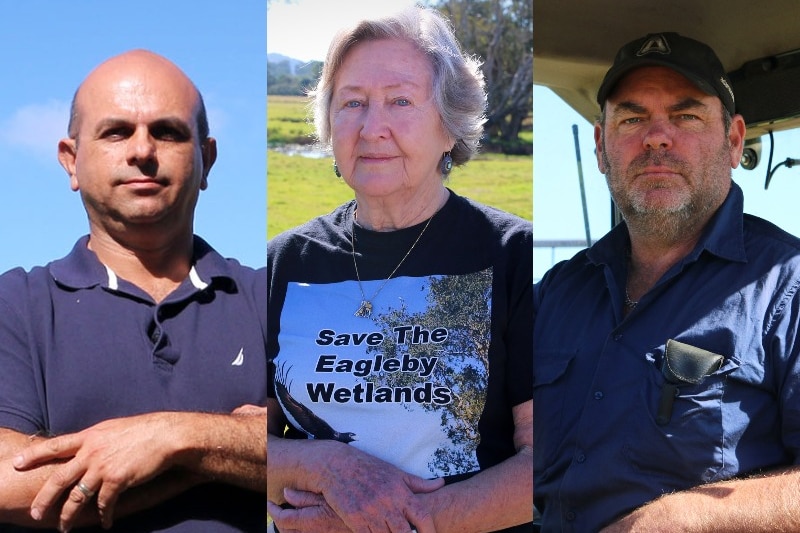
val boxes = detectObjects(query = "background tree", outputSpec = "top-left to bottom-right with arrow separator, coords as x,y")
433,0 -> 533,154
267,58 -> 323,96
365,269 -> 492,475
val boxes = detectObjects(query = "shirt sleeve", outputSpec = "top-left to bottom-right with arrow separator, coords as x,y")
0,269 -> 46,435
505,225 -> 534,406
773,278 -> 800,461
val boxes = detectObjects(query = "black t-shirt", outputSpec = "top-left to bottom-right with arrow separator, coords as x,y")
268,191 -> 533,531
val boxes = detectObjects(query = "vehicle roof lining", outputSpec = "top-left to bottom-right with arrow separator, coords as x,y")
533,0 -> 800,138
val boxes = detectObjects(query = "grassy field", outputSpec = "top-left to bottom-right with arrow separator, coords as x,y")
267,95 -> 532,238
267,95 -> 315,145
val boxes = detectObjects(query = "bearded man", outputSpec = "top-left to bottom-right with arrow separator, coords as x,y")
533,32 -> 800,532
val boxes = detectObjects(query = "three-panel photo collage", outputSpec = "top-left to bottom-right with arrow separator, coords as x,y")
2,1 -> 800,532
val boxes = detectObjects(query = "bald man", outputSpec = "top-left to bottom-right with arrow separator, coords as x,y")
0,50 -> 266,532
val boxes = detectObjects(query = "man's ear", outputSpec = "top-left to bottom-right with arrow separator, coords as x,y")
200,137 -> 217,191
728,114 -> 746,169
594,122 -> 607,174
58,138 -> 80,191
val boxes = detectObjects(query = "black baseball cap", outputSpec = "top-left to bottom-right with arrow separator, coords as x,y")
597,32 -> 735,115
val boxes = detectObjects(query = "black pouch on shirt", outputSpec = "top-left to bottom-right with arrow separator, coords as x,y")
656,339 -> 724,425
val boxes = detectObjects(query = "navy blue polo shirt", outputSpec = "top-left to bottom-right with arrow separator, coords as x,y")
533,183 -> 800,532
0,235 -> 267,531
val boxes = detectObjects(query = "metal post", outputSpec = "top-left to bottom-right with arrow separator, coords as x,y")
572,124 -> 592,247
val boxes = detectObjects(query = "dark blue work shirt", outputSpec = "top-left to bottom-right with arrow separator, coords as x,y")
533,183 -> 800,532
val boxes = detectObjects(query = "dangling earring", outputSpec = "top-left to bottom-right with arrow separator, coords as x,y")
440,152 -> 453,176
333,161 -> 342,178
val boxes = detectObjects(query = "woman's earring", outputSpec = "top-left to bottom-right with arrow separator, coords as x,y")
440,152 -> 453,176
333,161 -> 342,178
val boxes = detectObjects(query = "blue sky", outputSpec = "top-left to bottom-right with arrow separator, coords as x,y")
0,1 -> 266,273
268,0 -> 422,62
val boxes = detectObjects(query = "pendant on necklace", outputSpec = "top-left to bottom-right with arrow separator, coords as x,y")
355,300 -> 373,318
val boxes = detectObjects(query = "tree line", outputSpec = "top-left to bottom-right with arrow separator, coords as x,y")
267,59 -> 323,97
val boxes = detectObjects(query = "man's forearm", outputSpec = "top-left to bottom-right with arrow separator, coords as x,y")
0,430 -> 198,528
172,410 -> 266,492
603,467 -> 800,532
0,429 -> 70,525
1,409 -> 266,528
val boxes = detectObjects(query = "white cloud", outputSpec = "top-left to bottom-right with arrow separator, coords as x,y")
0,100 -> 69,158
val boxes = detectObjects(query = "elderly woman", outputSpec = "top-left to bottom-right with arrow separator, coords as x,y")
267,7 -> 532,532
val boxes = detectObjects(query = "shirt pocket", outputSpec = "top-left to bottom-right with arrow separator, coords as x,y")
622,355 -> 741,485
533,350 -> 576,472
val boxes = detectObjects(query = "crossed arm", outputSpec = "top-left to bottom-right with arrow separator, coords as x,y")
601,466 -> 800,532
267,398 -> 533,533
0,407 -> 266,531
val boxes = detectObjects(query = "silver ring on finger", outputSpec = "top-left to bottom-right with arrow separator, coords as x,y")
76,481 -> 96,499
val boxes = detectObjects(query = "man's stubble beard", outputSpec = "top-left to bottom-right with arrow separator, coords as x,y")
601,134 -> 732,244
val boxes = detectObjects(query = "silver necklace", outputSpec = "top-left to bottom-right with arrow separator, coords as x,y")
350,209 -> 434,318
625,252 -> 638,310
624,288 -> 638,309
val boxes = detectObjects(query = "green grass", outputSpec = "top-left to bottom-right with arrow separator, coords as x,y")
267,95 -> 315,145
267,151 -> 356,237
266,96 -> 532,239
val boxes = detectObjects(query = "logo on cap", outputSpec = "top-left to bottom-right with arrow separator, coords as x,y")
719,76 -> 735,105
636,34 -> 671,57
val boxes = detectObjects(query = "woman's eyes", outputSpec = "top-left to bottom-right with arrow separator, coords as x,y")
342,98 -> 411,109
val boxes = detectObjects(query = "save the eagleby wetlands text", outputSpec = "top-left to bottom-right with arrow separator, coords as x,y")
309,325 -> 453,405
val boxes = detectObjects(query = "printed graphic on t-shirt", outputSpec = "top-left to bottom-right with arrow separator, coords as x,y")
275,268 -> 492,479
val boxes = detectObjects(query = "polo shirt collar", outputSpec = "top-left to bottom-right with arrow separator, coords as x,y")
49,235 -> 236,292
588,181 -> 748,269
49,235 -> 107,289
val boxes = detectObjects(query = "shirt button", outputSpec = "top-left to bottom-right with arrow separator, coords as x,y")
150,329 -> 161,343
613,333 -> 623,341
566,511 -> 576,521
576,453 -> 586,463
594,391 -> 604,400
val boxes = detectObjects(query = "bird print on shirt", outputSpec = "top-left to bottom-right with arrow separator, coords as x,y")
275,362 -> 357,444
